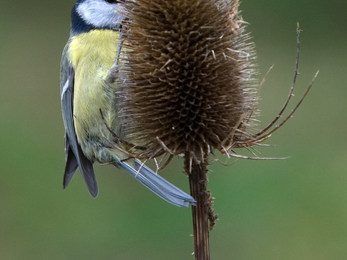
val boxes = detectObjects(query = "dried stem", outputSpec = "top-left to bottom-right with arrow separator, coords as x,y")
186,153 -> 217,260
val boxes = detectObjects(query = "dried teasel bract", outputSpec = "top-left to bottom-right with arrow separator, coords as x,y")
116,0 -> 266,167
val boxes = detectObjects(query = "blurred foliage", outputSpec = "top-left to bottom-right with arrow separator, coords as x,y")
0,0 -> 346,259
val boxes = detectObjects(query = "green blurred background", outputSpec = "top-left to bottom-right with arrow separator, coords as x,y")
1,0 -> 346,259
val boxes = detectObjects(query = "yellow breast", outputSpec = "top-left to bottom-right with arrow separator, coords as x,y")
68,30 -> 120,146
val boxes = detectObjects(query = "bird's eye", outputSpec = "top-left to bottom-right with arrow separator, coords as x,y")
105,0 -> 118,3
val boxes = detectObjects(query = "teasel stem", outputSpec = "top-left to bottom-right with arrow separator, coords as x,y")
186,153 -> 211,260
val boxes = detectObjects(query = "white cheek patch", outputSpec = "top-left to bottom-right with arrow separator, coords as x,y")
77,0 -> 124,29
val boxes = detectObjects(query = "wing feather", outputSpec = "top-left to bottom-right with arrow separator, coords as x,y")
61,66 -> 98,198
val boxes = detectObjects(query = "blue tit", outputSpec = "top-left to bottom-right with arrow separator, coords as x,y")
60,0 -> 195,207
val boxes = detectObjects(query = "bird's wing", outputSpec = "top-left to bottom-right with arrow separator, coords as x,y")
60,48 -> 98,198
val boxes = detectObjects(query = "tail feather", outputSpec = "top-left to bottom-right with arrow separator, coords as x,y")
117,160 -> 196,207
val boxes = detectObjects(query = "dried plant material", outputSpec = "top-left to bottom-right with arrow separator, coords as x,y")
117,0 -> 258,165
108,1 -> 317,259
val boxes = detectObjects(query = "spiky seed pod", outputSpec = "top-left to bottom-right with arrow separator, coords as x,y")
118,0 -> 258,164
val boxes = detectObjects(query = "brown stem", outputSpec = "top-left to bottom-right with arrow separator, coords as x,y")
186,153 -> 211,260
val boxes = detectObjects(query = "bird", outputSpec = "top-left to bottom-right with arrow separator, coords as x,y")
60,0 -> 196,207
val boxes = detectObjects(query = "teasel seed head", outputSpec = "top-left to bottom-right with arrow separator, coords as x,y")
118,0 -> 258,164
